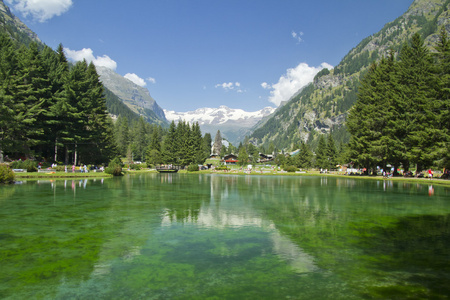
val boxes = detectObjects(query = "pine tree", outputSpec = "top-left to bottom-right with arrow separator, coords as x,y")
315,135 -> 328,169
132,116 -> 148,161
326,134 -> 337,169
191,122 -> 204,164
41,44 -> 69,162
434,27 -> 450,169
203,132 -> 212,160
176,121 -> 189,165
149,126 -> 161,152
398,33 -> 436,172
238,147 -> 248,166
63,60 -> 90,165
295,141 -> 313,169
162,121 -> 177,164
12,43 -> 50,157
0,33 -> 18,162
115,116 -> 130,156
212,130 -> 222,156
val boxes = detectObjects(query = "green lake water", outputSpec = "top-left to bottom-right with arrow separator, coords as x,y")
0,174 -> 449,299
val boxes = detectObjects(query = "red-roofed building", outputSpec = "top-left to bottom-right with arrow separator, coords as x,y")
223,154 -> 238,165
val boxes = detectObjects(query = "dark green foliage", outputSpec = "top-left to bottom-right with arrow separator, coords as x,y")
203,133 -> 212,159
187,164 -> 199,172
128,163 -> 142,170
274,154 -> 285,166
347,32 -> 450,171
105,157 -> 123,176
295,142 -> 313,169
0,33 -> 117,164
314,68 -> 330,81
104,88 -> 140,124
0,164 -> 15,183
158,121 -> 206,166
283,165 -> 298,172
10,159 -> 37,172
315,135 -> 328,169
238,147 -> 249,166
215,165 -> 229,171
249,2 -> 449,157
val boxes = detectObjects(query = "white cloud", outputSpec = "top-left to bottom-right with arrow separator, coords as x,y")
147,77 -> 156,84
5,0 -> 73,22
215,82 -> 242,91
261,82 -> 271,90
266,62 -> 333,106
292,30 -> 304,43
124,73 -> 146,87
64,47 -> 118,70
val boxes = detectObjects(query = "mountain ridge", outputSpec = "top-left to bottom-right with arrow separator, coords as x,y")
165,105 -> 276,144
95,66 -> 168,126
0,0 -> 41,46
249,0 -> 450,150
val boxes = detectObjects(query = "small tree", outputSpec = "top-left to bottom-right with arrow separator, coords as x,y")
0,164 -> 15,184
146,149 -> 161,166
238,147 -> 249,166
296,142 -> 313,169
105,157 -> 123,176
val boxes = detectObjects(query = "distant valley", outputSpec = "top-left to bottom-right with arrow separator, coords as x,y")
164,106 -> 276,144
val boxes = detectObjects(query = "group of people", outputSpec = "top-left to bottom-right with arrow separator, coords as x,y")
66,164 -> 88,173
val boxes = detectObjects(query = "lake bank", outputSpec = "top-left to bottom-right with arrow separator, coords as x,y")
12,168 -> 450,187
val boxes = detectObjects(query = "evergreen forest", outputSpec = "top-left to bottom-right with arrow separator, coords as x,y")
347,30 -> 450,173
0,33 -> 210,167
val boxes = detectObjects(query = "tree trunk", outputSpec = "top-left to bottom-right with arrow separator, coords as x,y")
74,143 -> 78,166
64,146 -> 69,165
54,138 -> 58,162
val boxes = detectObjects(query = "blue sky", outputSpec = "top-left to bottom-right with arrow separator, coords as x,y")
6,0 -> 413,112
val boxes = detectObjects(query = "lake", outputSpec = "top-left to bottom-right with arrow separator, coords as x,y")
0,174 -> 449,299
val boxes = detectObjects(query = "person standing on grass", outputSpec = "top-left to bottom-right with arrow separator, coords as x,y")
428,169 -> 433,179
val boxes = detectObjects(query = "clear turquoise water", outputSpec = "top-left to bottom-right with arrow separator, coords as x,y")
0,174 -> 449,299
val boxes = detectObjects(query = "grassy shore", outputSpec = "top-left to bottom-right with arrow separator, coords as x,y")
189,169 -> 450,187
14,171 -> 113,180
13,168 -> 449,187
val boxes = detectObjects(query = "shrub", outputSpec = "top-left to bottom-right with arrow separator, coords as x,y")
55,165 -> 66,172
0,164 -> 15,184
105,157 -> 123,176
10,160 -> 37,172
187,164 -> 199,172
284,165 -> 298,172
215,165 -> 229,171
129,163 -> 142,170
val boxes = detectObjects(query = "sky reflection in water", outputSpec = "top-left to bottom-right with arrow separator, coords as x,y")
0,174 -> 449,299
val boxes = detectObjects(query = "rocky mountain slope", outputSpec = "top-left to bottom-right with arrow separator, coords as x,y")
250,0 -> 450,150
165,106 -> 275,144
95,66 -> 167,126
0,0 -> 41,45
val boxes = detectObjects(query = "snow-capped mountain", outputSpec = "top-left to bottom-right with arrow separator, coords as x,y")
164,106 -> 276,144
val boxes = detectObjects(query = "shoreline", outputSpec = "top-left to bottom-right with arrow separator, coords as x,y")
12,169 -> 449,187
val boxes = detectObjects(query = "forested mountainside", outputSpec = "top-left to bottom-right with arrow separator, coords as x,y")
250,0 -> 450,151
96,66 -> 168,127
0,0 -> 166,127
0,0 -> 41,47
0,1 -> 168,164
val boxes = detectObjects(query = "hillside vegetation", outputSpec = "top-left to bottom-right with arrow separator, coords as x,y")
250,0 -> 450,152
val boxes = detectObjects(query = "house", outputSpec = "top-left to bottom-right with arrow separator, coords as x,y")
209,153 -> 221,159
223,154 -> 238,165
259,153 -> 273,163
